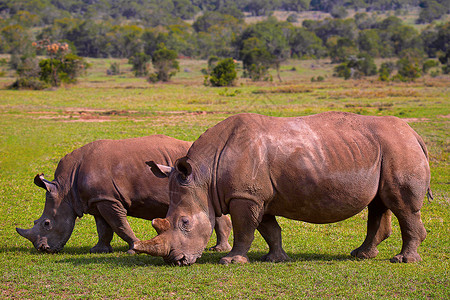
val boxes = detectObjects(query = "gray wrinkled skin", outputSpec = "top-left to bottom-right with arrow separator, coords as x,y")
17,135 -> 232,254
134,112 -> 430,265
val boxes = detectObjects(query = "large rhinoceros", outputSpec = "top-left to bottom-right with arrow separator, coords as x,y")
16,135 -> 231,254
133,112 -> 431,265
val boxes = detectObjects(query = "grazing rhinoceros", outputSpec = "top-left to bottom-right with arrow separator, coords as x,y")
16,135 -> 232,254
133,112 -> 431,265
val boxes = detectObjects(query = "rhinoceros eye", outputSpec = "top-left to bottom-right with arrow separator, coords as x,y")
179,217 -> 192,232
43,219 -> 52,230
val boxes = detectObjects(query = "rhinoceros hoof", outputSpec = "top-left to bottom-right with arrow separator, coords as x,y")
209,243 -> 232,252
350,247 -> 379,259
261,251 -> 290,263
219,255 -> 249,265
90,244 -> 113,254
390,252 -> 422,263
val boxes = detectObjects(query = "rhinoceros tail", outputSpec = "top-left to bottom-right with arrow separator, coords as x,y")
427,188 -> 434,202
413,130 -> 433,202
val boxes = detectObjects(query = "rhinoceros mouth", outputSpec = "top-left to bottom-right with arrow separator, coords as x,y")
164,250 -> 202,266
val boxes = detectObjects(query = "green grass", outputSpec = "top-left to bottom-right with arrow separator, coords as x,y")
1,58 -> 449,299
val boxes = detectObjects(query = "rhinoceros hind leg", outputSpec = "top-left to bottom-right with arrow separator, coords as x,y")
351,197 -> 392,259
91,214 -> 114,253
258,214 -> 290,262
389,210 -> 426,263
209,214 -> 232,252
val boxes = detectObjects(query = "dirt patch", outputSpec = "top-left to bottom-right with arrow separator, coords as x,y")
401,118 -> 430,123
27,109 -> 229,123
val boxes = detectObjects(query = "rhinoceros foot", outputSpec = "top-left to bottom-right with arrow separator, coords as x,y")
209,242 -> 232,252
219,254 -> 249,265
261,250 -> 290,263
350,247 -> 379,259
390,252 -> 422,263
90,244 -> 113,254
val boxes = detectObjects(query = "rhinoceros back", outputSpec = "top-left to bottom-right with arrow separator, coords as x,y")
53,135 -> 191,218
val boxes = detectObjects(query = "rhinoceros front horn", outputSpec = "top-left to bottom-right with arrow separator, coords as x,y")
133,235 -> 170,257
16,227 -> 36,243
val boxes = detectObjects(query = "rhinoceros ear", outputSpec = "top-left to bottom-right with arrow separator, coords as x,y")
146,161 -> 173,178
175,157 -> 192,180
33,174 -> 55,192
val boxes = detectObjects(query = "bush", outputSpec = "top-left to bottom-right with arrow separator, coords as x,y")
333,54 -> 377,80
150,46 -> 179,82
8,77 -> 49,90
242,47 -> 273,81
107,62 -> 121,75
39,54 -> 88,86
378,62 -> 395,81
396,57 -> 422,81
422,59 -> 439,74
128,52 -> 150,77
208,58 -> 237,87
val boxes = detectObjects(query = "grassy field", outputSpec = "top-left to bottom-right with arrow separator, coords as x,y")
0,58 -> 449,299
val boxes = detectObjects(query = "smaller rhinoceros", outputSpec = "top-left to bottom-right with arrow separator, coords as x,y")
16,135 -> 232,254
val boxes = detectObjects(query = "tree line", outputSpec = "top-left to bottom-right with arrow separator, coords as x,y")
0,2 -> 449,87
1,0 -> 449,24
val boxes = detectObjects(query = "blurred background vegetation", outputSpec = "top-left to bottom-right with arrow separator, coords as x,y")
0,0 -> 449,86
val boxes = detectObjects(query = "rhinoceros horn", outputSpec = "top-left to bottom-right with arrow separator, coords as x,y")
152,218 -> 170,235
16,227 -> 36,243
133,234 -> 170,257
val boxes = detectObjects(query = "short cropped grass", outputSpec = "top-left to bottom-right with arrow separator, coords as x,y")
0,58 -> 449,299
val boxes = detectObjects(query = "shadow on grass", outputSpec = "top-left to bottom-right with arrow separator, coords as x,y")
53,250 -> 358,267
2,246 -> 371,266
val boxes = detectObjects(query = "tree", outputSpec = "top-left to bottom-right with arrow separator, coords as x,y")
357,29 -> 383,57
289,27 -> 326,59
417,0 -> 446,24
36,41 -> 89,86
328,37 -> 358,63
333,53 -> 377,80
149,45 -> 179,82
237,18 -> 290,81
208,58 -> 237,87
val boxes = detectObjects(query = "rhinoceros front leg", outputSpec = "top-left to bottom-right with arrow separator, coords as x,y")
257,214 -> 290,262
351,197 -> 392,259
90,215 -> 114,253
219,199 -> 263,265
96,201 -> 139,254
209,214 -> 232,252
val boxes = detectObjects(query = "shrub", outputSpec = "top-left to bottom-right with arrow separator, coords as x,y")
396,57 -> 422,81
128,52 -> 150,77
334,54 -> 377,80
422,60 -> 439,74
242,47 -> 273,81
150,46 -> 179,82
107,62 -> 121,75
378,62 -> 395,81
8,77 -> 49,90
208,58 -> 237,87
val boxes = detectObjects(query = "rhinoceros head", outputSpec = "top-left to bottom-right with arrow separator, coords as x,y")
133,158 -> 214,266
16,174 -> 77,253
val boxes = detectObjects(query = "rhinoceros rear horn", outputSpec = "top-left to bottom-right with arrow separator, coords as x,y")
152,218 -> 170,234
146,161 -> 173,178
133,235 -> 170,257
16,227 -> 36,243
